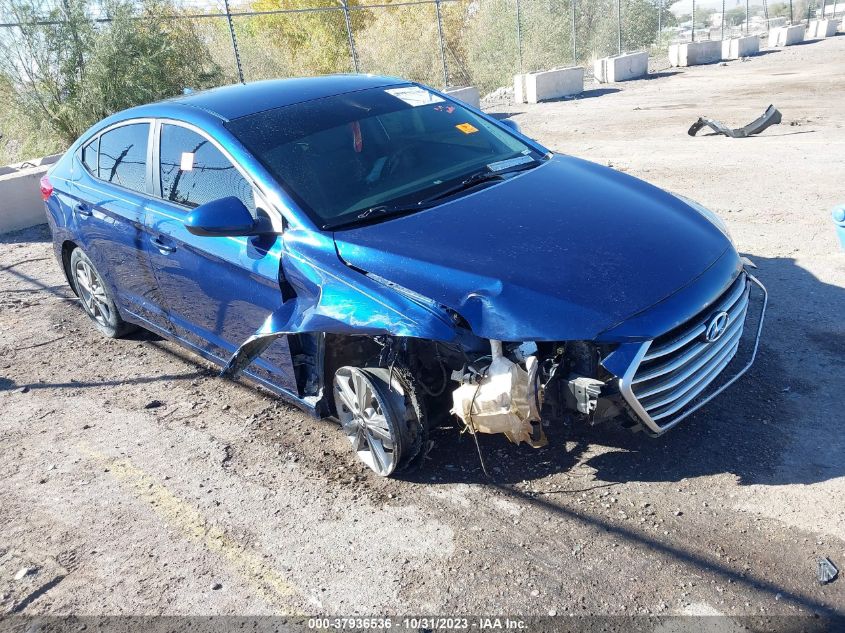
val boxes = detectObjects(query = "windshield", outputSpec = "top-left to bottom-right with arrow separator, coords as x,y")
226,85 -> 544,229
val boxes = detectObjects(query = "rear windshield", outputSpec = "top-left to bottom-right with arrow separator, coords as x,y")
226,85 -> 541,229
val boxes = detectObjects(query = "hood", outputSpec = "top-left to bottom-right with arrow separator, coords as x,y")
333,154 -> 733,342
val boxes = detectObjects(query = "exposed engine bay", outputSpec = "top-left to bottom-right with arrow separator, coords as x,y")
293,333 -> 630,474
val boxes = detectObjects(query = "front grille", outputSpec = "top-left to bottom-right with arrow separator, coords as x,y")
617,270 -> 766,434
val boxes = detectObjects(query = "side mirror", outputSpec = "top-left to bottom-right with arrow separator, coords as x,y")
184,196 -> 264,237
500,118 -> 522,135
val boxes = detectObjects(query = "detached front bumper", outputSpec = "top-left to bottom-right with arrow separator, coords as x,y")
602,270 -> 768,435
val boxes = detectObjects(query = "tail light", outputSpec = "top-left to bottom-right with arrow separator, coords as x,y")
40,175 -> 53,201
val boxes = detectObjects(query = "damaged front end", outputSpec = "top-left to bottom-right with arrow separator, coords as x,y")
220,216 -> 766,476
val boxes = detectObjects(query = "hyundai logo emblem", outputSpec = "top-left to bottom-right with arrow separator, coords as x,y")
704,311 -> 730,343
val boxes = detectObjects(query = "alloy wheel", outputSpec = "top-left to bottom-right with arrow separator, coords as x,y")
74,259 -> 112,327
333,367 -> 403,476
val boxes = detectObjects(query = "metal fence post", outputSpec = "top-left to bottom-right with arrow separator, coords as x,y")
806,0 -> 812,25
340,0 -> 359,73
691,0 -> 696,42
571,0 -> 577,63
658,0 -> 662,44
746,0 -> 749,34
515,0 -> 523,73
721,0 -> 725,39
616,0 -> 622,55
789,0 -> 793,23
223,0 -> 244,83
435,0 -> 449,87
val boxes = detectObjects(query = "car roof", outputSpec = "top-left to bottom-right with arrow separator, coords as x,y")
157,75 -> 408,122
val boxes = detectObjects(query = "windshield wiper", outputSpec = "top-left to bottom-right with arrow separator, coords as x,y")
423,160 -> 540,204
327,202 -> 435,229
327,159 -> 543,230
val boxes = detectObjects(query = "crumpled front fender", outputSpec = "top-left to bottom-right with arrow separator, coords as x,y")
222,228 -> 458,378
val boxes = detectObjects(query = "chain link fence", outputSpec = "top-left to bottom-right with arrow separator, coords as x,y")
2,0 -> 843,98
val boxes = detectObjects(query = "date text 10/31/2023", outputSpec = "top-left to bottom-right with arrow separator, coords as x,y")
307,618 -> 529,630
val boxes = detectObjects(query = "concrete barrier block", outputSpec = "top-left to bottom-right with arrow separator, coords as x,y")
722,35 -> 760,60
806,19 -> 838,39
668,40 -> 722,67
594,51 -> 648,83
524,66 -> 584,103
768,25 -> 804,47
0,164 -> 49,234
444,86 -> 481,109
513,74 -> 526,104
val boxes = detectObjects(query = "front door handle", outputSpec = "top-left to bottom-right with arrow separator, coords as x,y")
74,203 -> 92,218
151,236 -> 176,254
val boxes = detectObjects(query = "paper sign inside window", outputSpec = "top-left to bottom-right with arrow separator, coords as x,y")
180,152 -> 194,171
385,86 -> 444,107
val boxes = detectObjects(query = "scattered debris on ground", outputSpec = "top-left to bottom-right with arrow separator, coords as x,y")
818,558 -> 839,585
688,104 -> 782,138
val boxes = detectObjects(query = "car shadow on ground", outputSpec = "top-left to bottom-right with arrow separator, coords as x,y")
404,252 -> 845,489
0,223 -> 51,245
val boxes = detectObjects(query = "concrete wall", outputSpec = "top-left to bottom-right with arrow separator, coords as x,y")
594,51 -> 648,83
669,40 -> 722,67
0,154 -> 60,177
519,67 -> 584,103
443,86 -> 481,109
768,25 -> 805,47
722,35 -> 760,60
0,164 -> 49,233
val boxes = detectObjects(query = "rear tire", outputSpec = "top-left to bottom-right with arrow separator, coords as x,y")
69,248 -> 135,338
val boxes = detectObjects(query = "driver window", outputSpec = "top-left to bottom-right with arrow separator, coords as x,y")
159,124 -> 257,217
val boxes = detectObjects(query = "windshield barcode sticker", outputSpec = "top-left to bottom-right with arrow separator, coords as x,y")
385,86 -> 445,107
487,155 -> 534,172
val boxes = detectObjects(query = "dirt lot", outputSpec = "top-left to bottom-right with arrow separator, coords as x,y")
1,35 -> 844,622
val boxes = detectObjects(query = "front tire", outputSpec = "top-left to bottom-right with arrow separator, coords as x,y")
70,248 -> 135,338
333,366 -> 427,477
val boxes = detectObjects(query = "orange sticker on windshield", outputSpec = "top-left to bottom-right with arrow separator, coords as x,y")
456,123 -> 479,134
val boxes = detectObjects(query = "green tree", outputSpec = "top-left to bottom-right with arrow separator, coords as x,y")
0,0 -> 223,148
245,0 -> 364,76
353,0 -> 472,87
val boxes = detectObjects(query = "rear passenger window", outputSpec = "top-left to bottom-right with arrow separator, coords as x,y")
159,124 -> 255,214
98,123 -> 149,193
81,139 -> 98,175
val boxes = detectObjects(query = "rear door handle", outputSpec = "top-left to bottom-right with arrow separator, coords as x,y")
74,203 -> 92,218
151,236 -> 177,254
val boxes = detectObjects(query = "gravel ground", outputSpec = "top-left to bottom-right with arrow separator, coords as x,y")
1,35 -> 844,622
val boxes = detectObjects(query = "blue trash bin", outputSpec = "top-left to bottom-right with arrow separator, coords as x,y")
833,205 -> 845,251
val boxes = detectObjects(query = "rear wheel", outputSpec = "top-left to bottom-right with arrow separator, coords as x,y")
333,366 -> 427,477
70,248 -> 135,338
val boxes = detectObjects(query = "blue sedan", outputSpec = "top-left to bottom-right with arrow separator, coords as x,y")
42,76 -> 766,476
